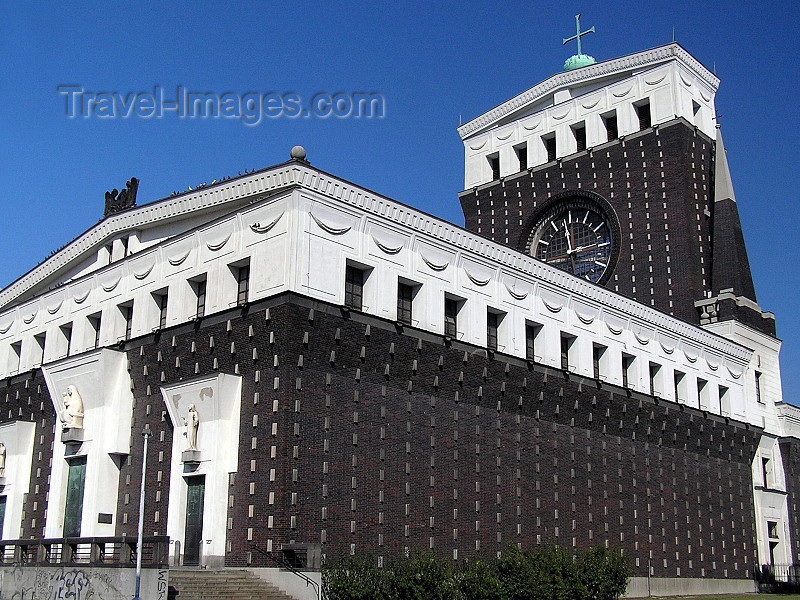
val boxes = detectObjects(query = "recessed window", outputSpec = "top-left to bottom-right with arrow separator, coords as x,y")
8,341 -> 21,373
120,236 -> 129,258
444,298 -> 460,339
768,520 -> 778,539
648,362 -> 661,396
674,370 -> 686,403
236,263 -> 250,306
719,385 -> 730,416
525,322 -> 543,362
486,311 -> 499,352
88,313 -> 102,349
120,303 -> 134,340
33,333 -> 46,366
697,378 -> 709,409
572,123 -> 586,152
153,292 -> 168,329
592,344 -> 606,380
560,333 -> 575,371
763,458 -> 772,489
622,353 -> 634,388
344,265 -> 365,311
60,323 -> 73,358
635,100 -> 651,130
397,282 -> 414,326
755,371 -> 763,404
543,134 -> 557,162
192,277 -> 207,319
487,154 -> 500,181
514,144 -> 527,171
603,112 -> 618,141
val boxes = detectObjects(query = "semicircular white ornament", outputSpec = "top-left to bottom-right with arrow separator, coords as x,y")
551,107 -> 571,120
167,250 -> 191,266
612,84 -> 633,98
605,321 -> 623,335
495,131 -> 514,141
505,284 -> 528,301
659,342 -> 675,355
102,278 -> 121,293
679,73 -> 693,87
700,89 -> 711,102
576,311 -> 595,325
727,365 -> 743,379
581,98 -> 600,109
250,212 -> 284,234
469,139 -> 488,151
373,237 -> 403,255
684,350 -> 698,363
73,289 -> 91,304
541,297 -> 563,313
706,358 -> 720,371
311,213 -> 351,235
633,329 -> 651,345
522,119 -> 542,131
22,311 -> 37,324
421,254 -> 449,272
465,270 -> 490,287
47,300 -> 64,315
206,232 -> 232,251
0,321 -> 13,334
133,264 -> 155,280
645,74 -> 667,86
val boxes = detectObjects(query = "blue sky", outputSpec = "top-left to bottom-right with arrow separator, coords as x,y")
1,1 -> 798,405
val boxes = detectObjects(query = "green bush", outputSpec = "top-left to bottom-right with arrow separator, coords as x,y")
321,553 -> 392,600
321,544 -> 631,600
577,546 -> 631,600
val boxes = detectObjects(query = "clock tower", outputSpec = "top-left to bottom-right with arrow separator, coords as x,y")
457,39 -> 775,336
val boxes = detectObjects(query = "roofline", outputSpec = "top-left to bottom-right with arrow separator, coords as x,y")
457,42 -> 719,139
0,159 -> 311,311
0,157 -> 752,363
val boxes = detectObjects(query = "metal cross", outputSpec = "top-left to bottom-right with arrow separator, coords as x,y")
563,14 -> 595,56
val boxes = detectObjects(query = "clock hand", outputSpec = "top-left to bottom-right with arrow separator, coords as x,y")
564,221 -> 574,254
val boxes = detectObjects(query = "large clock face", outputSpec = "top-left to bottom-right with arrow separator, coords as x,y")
529,200 -> 615,284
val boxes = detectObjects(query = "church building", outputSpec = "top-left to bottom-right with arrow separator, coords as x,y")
0,34 -> 795,597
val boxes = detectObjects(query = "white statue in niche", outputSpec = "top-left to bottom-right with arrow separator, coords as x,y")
0,442 -> 6,477
183,404 -> 199,451
61,385 -> 84,429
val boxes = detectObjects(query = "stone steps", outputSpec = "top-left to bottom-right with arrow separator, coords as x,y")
168,569 -> 297,600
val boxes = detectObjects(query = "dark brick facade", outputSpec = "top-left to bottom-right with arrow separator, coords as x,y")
460,119 -> 714,326
98,294 -> 760,579
3,294 -> 761,579
1,370 -> 55,540
779,437 -> 800,562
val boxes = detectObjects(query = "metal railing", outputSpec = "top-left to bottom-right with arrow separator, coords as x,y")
754,563 -> 800,593
0,536 -> 169,568
250,545 -> 321,600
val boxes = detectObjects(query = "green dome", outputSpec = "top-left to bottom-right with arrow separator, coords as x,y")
563,54 -> 596,71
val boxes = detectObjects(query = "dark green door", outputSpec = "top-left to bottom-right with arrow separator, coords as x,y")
63,456 -> 86,538
0,496 -> 6,539
184,476 -> 205,565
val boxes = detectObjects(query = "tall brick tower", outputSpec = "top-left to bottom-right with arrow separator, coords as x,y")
457,40 -> 775,336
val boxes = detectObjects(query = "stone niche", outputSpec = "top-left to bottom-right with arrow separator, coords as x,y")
41,349 -> 134,538
161,373 -> 242,567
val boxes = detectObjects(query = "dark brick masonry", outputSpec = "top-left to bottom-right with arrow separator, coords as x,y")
113,294 -> 759,580
460,120 -> 715,326
2,293 -> 760,580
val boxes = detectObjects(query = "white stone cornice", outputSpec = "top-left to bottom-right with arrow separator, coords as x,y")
457,43 -> 719,139
0,159 -> 749,365
0,164 -> 306,311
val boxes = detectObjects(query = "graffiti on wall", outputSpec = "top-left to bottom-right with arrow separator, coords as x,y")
0,566 -> 168,600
